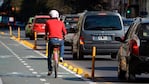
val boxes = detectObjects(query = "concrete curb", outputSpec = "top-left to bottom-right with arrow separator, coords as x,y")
60,62 -> 90,78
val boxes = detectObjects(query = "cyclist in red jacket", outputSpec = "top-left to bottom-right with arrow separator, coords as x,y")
45,10 -> 67,76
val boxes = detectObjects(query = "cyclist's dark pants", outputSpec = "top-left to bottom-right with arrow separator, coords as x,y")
47,38 -> 64,71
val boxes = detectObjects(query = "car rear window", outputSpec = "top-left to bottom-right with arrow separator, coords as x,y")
123,19 -> 134,26
35,18 -> 50,23
139,23 -> 149,38
84,15 -> 122,30
64,16 -> 79,22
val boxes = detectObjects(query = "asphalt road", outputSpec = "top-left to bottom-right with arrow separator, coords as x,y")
1,27 -> 149,84
0,28 -> 96,84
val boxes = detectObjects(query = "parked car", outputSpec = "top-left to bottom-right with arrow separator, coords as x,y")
61,14 -> 80,45
25,17 -> 34,37
72,11 -> 125,60
122,17 -> 135,33
29,15 -> 50,40
115,18 -> 149,80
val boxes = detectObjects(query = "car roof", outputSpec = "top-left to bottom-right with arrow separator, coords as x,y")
134,17 -> 149,23
83,11 -> 121,16
62,14 -> 79,17
34,15 -> 50,18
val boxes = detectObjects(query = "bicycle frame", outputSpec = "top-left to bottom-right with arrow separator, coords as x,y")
53,47 -> 59,63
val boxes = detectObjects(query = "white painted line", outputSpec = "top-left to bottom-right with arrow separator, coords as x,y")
0,78 -> 3,84
23,63 -> 28,66
40,78 -> 46,82
0,41 -> 20,59
26,65 -> 31,68
29,68 -> 34,71
18,58 -> 23,61
21,61 -> 26,63
32,72 -> 38,74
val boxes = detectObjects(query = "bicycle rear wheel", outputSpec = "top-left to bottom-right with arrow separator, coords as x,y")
53,60 -> 58,78
53,50 -> 59,78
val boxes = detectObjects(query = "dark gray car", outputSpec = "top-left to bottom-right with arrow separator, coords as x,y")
116,18 -> 149,80
72,11 -> 124,60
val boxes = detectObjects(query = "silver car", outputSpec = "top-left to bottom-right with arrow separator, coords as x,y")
72,11 -> 125,60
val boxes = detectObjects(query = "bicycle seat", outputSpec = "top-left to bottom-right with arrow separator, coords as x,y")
52,43 -> 61,47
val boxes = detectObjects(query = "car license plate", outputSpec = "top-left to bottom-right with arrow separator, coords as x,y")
92,36 -> 110,40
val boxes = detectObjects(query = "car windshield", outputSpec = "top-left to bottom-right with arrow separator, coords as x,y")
35,18 -> 50,23
65,21 -> 78,29
123,19 -> 134,26
64,16 -> 79,22
64,16 -> 79,29
84,15 -> 122,30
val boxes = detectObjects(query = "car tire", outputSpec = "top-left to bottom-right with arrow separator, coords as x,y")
72,44 -> 78,60
111,53 -> 117,59
118,68 -> 126,80
25,33 -> 29,38
29,34 -> 34,40
72,52 -> 77,60
78,45 -> 84,60
126,63 -> 136,81
118,56 -> 127,80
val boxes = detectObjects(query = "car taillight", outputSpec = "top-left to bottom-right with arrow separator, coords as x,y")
79,36 -> 84,45
131,40 -> 139,56
34,24 -> 38,27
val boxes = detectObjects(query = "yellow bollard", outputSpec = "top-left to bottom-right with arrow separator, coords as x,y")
33,32 -> 37,49
73,68 -> 77,72
9,26 -> 12,37
84,73 -> 90,78
91,46 -> 96,80
17,27 -> 20,41
68,65 -> 73,70
77,68 -> 83,75
63,63 -> 68,67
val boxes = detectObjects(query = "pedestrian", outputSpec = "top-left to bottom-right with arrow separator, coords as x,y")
45,10 -> 67,76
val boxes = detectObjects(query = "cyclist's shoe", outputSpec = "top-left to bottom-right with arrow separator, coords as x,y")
59,57 -> 63,62
47,71 -> 52,76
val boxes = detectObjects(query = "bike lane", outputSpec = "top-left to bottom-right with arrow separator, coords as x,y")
0,33 -> 96,84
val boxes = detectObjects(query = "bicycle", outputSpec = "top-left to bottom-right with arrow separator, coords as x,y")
52,42 -> 60,78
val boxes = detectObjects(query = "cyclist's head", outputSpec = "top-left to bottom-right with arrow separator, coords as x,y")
49,10 -> 59,19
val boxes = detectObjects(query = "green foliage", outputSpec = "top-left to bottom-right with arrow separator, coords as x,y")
9,0 -> 110,21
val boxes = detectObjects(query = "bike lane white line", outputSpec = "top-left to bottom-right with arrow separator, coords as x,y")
0,78 -> 3,84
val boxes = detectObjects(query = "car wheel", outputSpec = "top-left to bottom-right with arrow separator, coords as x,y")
111,53 -> 117,59
118,68 -> 126,80
72,44 -> 78,60
118,60 -> 126,80
25,33 -> 29,38
126,63 -> 136,81
29,34 -> 34,40
78,45 -> 84,60
72,52 -> 77,60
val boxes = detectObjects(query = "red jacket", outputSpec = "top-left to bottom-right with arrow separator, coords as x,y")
45,19 -> 67,39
